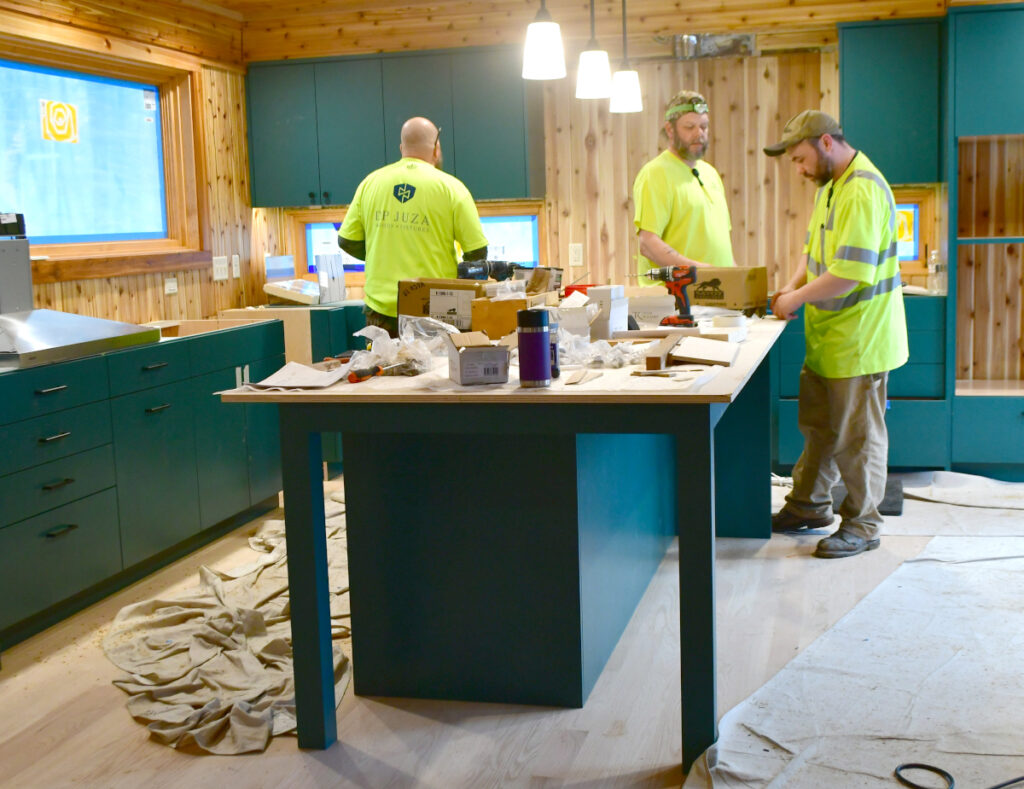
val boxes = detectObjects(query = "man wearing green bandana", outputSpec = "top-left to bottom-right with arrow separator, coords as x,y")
632,89 -> 735,279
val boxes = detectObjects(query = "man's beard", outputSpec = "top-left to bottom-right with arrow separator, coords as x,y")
671,135 -> 706,161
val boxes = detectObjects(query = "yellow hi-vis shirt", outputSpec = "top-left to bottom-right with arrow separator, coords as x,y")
633,150 -> 735,281
802,151 -> 908,378
339,157 -> 488,317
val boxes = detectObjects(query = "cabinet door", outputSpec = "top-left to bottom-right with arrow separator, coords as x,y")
315,59 -> 387,206
382,54 -> 455,174
112,380 -> 200,567
193,367 -> 250,528
247,63 -> 321,207
246,355 -> 284,504
451,48 -> 529,199
839,20 -> 941,184
954,9 -> 1024,137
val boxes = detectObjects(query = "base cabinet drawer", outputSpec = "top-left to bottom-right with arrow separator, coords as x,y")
0,401 -> 113,478
0,489 -> 121,631
953,397 -> 1024,464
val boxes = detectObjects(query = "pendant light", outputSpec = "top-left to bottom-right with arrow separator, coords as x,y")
522,0 -> 567,80
609,0 -> 642,113
575,0 -> 612,99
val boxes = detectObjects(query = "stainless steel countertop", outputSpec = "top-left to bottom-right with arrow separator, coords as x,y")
0,309 -> 161,370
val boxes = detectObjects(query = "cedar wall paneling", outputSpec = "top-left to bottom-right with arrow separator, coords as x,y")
542,51 -> 838,291
957,243 -> 1024,381
958,136 -> 1024,239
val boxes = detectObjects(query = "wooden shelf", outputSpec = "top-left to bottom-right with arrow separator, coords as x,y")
956,380 -> 1024,396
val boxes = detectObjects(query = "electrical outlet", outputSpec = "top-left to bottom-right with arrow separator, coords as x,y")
212,255 -> 229,281
231,254 -> 240,278
164,277 -> 178,295
569,242 -> 584,267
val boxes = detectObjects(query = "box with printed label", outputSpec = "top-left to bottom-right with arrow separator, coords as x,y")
470,291 -> 560,339
396,279 -> 487,328
690,266 -> 768,311
445,331 -> 510,385
589,296 -> 629,340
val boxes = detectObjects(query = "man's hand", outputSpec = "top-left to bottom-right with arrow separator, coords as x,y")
772,289 -> 800,321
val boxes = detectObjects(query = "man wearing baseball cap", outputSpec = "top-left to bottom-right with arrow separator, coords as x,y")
632,90 -> 735,281
765,110 -> 908,559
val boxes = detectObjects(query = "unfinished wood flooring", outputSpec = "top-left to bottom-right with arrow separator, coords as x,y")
0,489 -> 930,788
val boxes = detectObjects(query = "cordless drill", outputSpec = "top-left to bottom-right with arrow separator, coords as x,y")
643,265 -> 698,326
456,260 -> 524,281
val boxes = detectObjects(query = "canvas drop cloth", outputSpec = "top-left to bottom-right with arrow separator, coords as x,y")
102,493 -> 351,755
685,535 -> 1024,787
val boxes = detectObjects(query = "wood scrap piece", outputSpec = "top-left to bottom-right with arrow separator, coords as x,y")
612,327 -> 701,340
698,325 -> 748,343
682,365 -> 722,392
668,336 -> 740,367
566,369 -> 603,385
645,334 -> 684,370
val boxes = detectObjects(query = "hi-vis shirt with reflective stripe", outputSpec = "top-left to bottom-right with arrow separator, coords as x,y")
801,151 -> 908,378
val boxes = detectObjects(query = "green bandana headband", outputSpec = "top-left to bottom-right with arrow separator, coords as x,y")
665,101 -> 709,120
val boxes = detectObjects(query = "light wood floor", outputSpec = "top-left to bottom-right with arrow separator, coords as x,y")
0,487 -> 932,789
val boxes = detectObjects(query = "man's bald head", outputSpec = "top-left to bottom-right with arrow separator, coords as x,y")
400,117 -> 440,163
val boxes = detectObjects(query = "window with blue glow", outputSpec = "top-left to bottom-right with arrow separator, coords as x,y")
895,203 -> 921,262
0,58 -> 167,244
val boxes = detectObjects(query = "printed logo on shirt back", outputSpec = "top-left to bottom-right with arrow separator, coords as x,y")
393,183 -> 416,203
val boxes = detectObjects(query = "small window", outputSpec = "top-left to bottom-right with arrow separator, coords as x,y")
0,58 -> 167,244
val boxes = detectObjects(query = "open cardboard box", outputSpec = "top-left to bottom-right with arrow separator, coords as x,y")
445,330 -> 510,384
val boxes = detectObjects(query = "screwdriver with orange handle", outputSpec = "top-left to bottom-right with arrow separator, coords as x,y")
347,362 -> 401,383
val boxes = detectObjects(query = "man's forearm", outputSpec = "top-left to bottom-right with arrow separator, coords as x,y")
638,230 -> 703,268
338,235 -> 366,260
463,245 -> 487,261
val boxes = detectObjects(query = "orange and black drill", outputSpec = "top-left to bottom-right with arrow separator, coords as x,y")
643,265 -> 698,326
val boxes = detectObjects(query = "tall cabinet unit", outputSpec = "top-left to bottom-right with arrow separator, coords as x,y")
947,4 -> 1024,480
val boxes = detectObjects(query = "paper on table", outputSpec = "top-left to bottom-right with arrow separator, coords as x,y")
244,361 -> 349,390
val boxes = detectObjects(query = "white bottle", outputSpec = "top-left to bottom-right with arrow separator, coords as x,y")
926,250 -> 946,295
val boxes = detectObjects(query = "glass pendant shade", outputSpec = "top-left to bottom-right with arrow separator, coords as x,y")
522,19 -> 567,80
609,69 -> 642,113
575,49 -> 612,98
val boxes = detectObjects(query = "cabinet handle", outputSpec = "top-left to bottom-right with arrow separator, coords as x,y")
35,384 -> 68,395
38,431 -> 72,444
145,403 -> 171,414
142,361 -> 169,371
42,477 -> 75,491
322,191 -> 330,204
44,523 -> 79,540
309,191 -> 316,203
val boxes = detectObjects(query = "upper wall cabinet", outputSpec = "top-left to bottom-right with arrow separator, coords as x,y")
248,60 -> 386,208
953,8 -> 1024,137
839,19 -> 943,184
247,47 -> 541,208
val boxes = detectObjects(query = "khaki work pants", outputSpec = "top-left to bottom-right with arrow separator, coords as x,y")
784,365 -> 889,540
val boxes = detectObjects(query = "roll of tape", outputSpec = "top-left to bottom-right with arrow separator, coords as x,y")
712,314 -> 747,328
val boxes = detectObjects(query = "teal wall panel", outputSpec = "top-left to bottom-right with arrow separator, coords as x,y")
382,54 -> 456,175
953,8 -> 1024,136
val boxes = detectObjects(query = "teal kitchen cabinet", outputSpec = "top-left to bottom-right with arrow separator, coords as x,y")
247,59 -> 386,207
839,19 -> 943,184
111,378 -> 201,567
192,366 -> 251,529
247,47 -> 543,207
246,354 -> 285,503
382,53 -> 456,175
953,396 -> 1024,465
952,7 -> 1024,137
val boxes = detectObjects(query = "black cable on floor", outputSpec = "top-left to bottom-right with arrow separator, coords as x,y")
895,762 -> 1024,789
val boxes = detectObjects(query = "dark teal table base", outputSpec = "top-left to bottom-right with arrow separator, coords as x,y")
277,359 -> 770,770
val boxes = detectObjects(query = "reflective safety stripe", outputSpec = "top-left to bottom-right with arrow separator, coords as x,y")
808,253 -> 826,275
810,271 -> 903,312
824,169 -> 896,234
834,242 -> 897,267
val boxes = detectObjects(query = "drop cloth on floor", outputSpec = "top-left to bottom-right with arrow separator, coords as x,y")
102,493 -> 351,755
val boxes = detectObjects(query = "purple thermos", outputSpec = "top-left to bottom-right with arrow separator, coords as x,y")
517,308 -> 551,388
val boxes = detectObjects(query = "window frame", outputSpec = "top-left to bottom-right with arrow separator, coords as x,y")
3,40 -> 208,284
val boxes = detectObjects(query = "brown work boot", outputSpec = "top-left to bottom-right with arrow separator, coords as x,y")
771,509 -> 834,533
813,530 -> 880,559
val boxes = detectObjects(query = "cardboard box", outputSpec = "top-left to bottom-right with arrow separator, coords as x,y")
471,291 -> 559,339
445,331 -> 510,385
397,278 -> 488,330
589,296 -> 629,340
628,293 -> 677,326
690,266 -> 768,311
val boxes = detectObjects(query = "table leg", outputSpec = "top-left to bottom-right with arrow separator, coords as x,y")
676,411 -> 717,771
279,406 -> 336,749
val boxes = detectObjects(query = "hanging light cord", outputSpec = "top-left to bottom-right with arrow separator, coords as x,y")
620,0 -> 629,66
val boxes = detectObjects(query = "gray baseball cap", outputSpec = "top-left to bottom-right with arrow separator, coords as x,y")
763,110 -> 842,156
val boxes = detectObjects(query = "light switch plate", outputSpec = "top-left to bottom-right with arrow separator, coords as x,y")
231,254 -> 240,278
212,255 -> 229,281
569,242 -> 584,267
164,277 -> 178,295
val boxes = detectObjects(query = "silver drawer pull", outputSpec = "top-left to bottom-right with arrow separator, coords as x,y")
35,384 -> 68,395
44,524 -> 79,540
145,403 -> 171,413
39,431 -> 72,444
42,477 -> 75,491
142,361 -> 169,371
